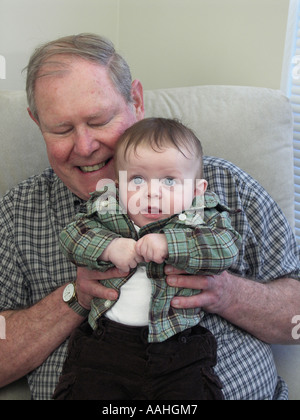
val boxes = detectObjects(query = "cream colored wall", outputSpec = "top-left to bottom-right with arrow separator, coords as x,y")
0,0 -> 290,91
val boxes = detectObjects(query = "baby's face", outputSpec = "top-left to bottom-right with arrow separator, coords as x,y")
117,146 -> 207,227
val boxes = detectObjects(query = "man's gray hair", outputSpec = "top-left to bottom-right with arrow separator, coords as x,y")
25,33 -> 133,121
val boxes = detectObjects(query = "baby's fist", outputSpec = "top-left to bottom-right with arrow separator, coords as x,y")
136,234 -> 168,264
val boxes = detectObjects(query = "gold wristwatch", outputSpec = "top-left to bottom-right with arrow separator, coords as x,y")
63,282 -> 89,318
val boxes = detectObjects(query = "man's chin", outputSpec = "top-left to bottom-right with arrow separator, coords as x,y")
69,165 -> 116,198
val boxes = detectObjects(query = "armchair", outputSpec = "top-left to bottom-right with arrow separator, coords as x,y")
0,85 -> 298,399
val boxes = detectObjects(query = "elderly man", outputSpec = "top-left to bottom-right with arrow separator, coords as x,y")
0,33 -> 299,400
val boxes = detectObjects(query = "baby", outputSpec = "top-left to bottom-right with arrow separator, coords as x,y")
54,118 -> 241,400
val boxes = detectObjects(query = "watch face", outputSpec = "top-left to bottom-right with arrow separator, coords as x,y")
63,283 -> 75,303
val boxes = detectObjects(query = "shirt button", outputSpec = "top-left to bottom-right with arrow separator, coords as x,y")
101,200 -> 109,208
104,300 -> 112,308
178,214 -> 187,221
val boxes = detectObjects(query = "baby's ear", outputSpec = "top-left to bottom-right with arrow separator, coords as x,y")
194,179 -> 208,196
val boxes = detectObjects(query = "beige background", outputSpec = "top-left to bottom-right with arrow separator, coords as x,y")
0,0 -> 290,91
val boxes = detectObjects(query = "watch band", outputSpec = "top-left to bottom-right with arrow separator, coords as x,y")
64,282 -> 89,318
68,299 -> 90,318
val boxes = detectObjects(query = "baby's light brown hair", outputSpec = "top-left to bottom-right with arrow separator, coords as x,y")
114,117 -> 204,178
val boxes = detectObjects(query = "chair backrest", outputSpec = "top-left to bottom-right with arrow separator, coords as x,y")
144,86 -> 294,228
0,86 -> 294,227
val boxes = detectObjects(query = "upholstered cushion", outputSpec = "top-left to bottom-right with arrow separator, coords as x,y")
144,85 -> 294,228
0,91 -> 49,196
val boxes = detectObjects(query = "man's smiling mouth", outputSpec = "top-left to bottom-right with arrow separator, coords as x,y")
79,158 -> 111,173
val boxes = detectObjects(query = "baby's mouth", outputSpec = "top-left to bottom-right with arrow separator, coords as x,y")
150,207 -> 162,214
143,207 -> 163,215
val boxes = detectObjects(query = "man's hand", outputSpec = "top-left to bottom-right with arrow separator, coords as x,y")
165,265 -> 300,344
165,266 -> 232,314
136,233 -> 168,264
76,266 -> 126,309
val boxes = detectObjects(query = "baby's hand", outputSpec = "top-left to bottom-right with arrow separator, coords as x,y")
101,238 -> 143,273
136,234 -> 168,264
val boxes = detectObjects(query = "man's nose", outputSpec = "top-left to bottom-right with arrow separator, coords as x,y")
73,127 -> 100,156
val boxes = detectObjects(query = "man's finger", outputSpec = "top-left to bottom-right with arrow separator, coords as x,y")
171,294 -> 203,309
164,265 -> 185,275
166,274 -> 209,290
77,279 -> 118,303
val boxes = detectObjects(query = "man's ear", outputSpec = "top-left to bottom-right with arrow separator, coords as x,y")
194,179 -> 208,196
131,79 -> 145,121
27,107 -> 40,127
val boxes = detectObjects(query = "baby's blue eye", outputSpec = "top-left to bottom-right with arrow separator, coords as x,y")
133,176 -> 145,185
162,178 -> 176,187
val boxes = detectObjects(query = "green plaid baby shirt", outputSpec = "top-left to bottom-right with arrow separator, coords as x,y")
59,186 -> 242,342
1,158 -> 299,399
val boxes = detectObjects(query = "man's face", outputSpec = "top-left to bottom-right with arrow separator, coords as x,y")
31,57 -> 144,200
